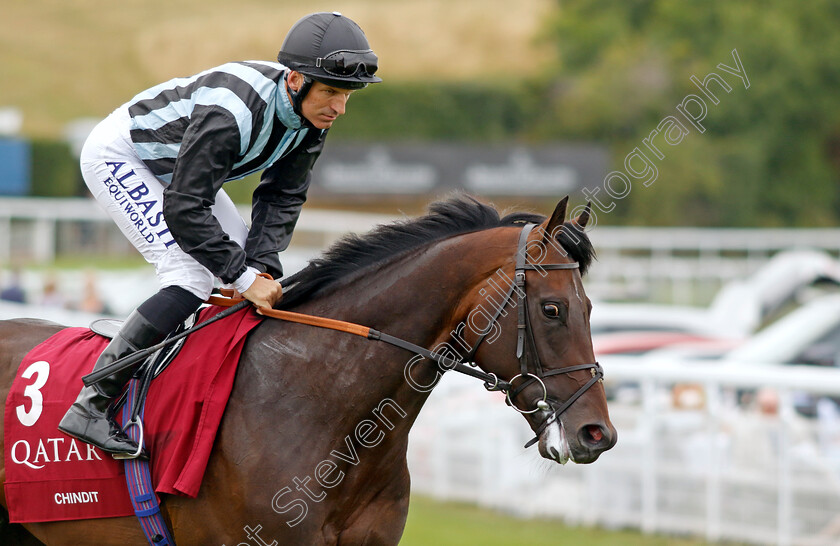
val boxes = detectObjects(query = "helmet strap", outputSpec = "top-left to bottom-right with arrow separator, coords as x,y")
286,72 -> 316,128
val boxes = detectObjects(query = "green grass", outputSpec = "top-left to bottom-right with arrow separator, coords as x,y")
400,496 -> 711,546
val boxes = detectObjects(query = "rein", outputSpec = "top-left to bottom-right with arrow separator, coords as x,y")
86,223 -> 603,450
247,307 -> 513,391
251,223 -> 603,450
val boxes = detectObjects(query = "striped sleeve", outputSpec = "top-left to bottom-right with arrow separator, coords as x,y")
162,105 -> 249,283
128,64 -> 274,161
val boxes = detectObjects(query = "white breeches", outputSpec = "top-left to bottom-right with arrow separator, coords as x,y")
80,107 -> 248,300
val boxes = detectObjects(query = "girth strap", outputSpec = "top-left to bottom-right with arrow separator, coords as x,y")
120,377 -> 176,545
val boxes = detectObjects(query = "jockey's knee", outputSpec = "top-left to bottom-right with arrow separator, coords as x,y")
171,273 -> 215,301
156,251 -> 216,301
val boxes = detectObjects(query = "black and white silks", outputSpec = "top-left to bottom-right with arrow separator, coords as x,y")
126,61 -> 327,283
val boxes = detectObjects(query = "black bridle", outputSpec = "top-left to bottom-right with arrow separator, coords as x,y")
85,224 -> 604,451
372,223 -> 604,449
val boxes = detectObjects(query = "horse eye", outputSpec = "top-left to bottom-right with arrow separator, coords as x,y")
543,303 -> 561,318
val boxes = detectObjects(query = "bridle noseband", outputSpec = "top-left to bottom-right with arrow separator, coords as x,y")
373,224 -> 604,448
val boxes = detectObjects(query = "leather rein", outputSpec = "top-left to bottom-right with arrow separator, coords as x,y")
247,223 -> 604,450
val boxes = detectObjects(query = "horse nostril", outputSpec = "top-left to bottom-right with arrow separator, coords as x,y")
581,424 -> 608,447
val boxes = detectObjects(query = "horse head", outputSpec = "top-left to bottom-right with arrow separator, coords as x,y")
461,197 -> 616,464
274,194 -> 616,466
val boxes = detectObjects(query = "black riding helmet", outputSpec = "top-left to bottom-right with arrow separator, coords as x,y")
278,12 -> 381,117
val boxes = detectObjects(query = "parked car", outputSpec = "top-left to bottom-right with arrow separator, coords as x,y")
635,293 -> 840,367
603,294 -> 840,415
590,249 -> 840,356
593,330 -> 741,356
725,293 -> 840,368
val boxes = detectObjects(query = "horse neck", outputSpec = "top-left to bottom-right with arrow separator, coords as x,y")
283,227 -> 517,428
323,228 -> 514,351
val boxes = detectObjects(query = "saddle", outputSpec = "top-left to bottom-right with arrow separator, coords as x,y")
4,304 -> 263,525
90,313 -> 195,417
88,318 -> 123,340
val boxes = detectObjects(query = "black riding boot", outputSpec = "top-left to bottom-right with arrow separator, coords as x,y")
58,310 -> 166,458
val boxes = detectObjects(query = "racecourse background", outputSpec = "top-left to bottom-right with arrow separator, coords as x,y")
3,1 -> 839,229
3,200 -> 840,544
2,197 -> 839,313
4,1 -> 840,544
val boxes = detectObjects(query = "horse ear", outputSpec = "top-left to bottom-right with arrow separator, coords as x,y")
540,196 -> 569,243
570,201 -> 592,230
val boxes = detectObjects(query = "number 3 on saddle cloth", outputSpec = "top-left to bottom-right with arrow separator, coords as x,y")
3,305 -> 263,524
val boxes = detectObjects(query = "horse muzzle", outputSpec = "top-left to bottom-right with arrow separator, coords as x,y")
536,411 -> 617,465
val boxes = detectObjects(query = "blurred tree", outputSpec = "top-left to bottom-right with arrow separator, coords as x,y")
329,83 -> 527,142
536,0 -> 840,226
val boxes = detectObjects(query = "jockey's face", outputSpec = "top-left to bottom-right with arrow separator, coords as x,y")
287,71 -> 354,130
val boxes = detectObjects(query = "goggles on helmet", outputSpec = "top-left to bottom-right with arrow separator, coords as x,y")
315,49 -> 379,78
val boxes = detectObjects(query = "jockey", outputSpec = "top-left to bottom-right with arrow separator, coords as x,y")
59,12 -> 381,458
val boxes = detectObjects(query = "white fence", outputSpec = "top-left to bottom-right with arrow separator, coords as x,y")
6,197 -> 840,543
407,360 -> 840,546
2,197 -> 839,304
585,227 -> 840,303
0,197 -> 395,264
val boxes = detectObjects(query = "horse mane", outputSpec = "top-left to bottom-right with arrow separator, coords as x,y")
278,194 -> 595,309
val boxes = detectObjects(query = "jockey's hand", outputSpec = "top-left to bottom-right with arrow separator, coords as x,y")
241,275 -> 283,310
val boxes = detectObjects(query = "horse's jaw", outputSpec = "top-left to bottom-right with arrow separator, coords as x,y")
538,415 -> 571,465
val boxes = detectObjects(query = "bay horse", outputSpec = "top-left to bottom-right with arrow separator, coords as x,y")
0,195 -> 616,545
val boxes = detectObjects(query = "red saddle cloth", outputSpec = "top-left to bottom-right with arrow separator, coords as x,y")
3,306 -> 262,523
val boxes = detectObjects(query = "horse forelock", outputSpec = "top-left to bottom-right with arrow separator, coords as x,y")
278,194 -> 594,309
